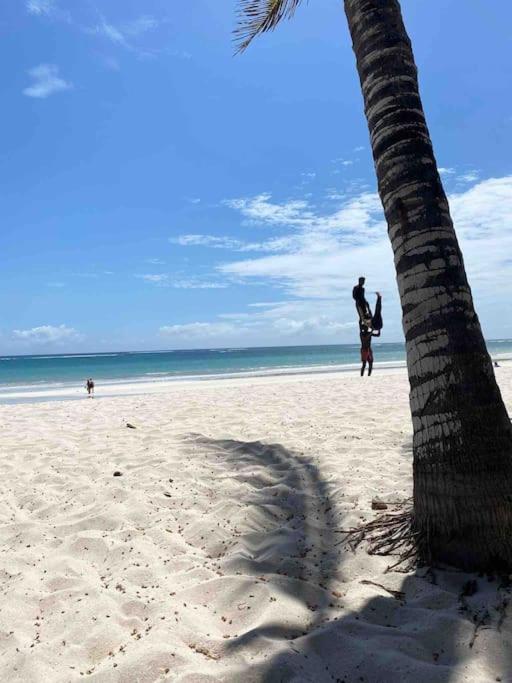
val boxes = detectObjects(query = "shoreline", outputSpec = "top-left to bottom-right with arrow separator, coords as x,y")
0,361 -> 408,404
1,356 -> 511,405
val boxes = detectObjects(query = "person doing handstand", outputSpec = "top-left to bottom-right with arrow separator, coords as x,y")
360,323 -> 380,376
359,292 -> 383,376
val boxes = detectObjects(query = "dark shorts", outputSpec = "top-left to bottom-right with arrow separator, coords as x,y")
361,348 -> 373,363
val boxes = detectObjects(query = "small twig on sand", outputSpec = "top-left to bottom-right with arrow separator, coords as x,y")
469,610 -> 490,649
360,579 -> 405,601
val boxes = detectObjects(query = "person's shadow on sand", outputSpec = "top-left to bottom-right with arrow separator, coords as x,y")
186,435 -> 512,683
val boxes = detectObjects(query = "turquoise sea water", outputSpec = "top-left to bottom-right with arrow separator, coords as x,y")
1,341 -> 512,394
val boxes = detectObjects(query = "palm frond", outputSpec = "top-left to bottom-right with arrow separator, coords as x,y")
234,0 -> 306,53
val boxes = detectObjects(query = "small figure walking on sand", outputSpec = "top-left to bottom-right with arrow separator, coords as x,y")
86,378 -> 95,397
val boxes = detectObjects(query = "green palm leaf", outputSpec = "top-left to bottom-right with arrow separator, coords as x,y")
234,0 -> 306,53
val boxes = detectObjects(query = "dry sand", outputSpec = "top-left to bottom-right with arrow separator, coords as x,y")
1,367 -> 512,682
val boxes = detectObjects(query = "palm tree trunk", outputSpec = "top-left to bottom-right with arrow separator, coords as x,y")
344,0 -> 512,569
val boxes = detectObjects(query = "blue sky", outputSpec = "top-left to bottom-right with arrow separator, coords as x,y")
1,0 -> 511,353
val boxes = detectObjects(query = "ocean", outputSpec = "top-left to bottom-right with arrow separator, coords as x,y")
1,341 -> 511,402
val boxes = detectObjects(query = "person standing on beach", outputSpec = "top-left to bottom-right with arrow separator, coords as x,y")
86,378 -> 95,397
353,276 -> 372,324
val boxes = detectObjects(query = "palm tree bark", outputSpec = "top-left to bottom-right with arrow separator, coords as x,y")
344,0 -> 512,570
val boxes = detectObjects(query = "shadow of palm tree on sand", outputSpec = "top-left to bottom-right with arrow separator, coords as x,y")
186,435 -> 512,683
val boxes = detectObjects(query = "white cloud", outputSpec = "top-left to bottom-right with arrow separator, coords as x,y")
212,175 -> 512,341
89,15 -> 159,49
13,324 -> 80,343
92,19 -> 127,45
439,167 -> 456,176
160,322 -> 237,339
23,64 -> 72,99
158,300 -> 359,348
26,0 -> 54,15
248,301 -> 291,308
146,258 -> 165,265
136,274 -> 168,284
173,279 -> 227,289
26,0 -> 71,21
173,234 -> 245,249
223,194 -> 314,227
457,170 -> 480,183
122,16 -> 159,37
136,272 -> 227,289
222,191 -> 383,243
173,234 -> 296,253
447,176 -> 512,294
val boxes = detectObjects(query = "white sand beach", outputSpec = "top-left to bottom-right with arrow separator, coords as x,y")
1,366 -> 512,682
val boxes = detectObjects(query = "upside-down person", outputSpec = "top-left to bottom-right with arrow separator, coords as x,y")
359,292 -> 383,377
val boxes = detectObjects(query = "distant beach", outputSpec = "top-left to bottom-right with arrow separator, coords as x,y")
2,340 -> 512,404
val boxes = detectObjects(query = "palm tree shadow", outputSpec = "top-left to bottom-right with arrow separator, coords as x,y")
186,435 -> 342,644
186,435 -> 512,683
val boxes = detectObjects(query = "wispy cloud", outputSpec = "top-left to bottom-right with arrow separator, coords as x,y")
160,322 -> 236,339
146,258 -> 166,265
93,19 -> 127,45
439,167 -> 456,176
209,176 -> 512,338
136,272 -> 227,289
158,173 -> 512,347
23,64 -> 72,99
172,234 -> 296,253
332,158 -> 354,167
222,191 -> 383,242
26,0 -> 71,23
88,14 -> 161,54
173,279 -> 227,290
26,0 -> 55,15
159,300 -> 358,347
13,324 -> 80,343
457,170 -> 480,183
122,16 -> 159,37
136,274 -> 169,284
223,194 -> 314,227
27,5 -> 168,62
173,235 -> 237,248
